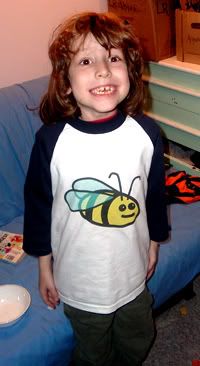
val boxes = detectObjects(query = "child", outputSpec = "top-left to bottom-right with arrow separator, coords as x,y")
23,12 -> 168,366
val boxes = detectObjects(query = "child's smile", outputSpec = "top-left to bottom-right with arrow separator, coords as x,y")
90,85 -> 115,95
68,33 -> 130,121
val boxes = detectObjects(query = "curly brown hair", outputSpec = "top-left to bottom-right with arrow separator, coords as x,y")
40,12 -> 144,124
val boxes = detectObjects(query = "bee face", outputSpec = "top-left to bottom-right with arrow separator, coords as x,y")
107,195 -> 140,227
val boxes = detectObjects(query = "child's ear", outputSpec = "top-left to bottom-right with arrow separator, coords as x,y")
67,87 -> 72,95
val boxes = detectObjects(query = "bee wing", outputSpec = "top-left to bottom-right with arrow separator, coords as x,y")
73,177 -> 114,192
65,189 -> 113,211
64,190 -> 90,211
65,178 -> 115,211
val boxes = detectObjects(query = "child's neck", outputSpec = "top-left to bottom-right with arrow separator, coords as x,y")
80,112 -> 117,124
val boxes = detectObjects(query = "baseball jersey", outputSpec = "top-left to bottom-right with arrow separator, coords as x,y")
23,111 -> 168,313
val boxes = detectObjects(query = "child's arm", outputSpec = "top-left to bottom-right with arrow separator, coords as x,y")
146,240 -> 159,280
39,254 -> 60,309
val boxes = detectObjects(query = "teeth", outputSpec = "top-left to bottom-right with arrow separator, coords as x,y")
91,86 -> 114,95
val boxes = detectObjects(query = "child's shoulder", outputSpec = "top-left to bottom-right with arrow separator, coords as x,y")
132,113 -> 159,132
130,113 -> 161,142
36,121 -> 67,142
33,121 -> 68,159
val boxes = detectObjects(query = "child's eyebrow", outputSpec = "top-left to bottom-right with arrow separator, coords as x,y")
89,15 -> 97,30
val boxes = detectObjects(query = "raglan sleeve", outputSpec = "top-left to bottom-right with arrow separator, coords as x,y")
23,128 -> 53,256
146,129 -> 169,242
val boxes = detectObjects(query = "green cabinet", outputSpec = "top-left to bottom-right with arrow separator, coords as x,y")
143,57 -> 200,175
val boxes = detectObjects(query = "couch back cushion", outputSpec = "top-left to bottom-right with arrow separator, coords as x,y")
0,76 -> 49,226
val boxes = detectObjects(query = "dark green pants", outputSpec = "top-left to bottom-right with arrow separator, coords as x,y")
64,288 -> 155,366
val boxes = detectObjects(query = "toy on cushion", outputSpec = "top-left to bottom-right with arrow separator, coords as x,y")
165,170 -> 200,204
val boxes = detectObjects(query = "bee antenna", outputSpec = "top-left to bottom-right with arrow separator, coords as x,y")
128,176 -> 141,196
109,172 -> 123,200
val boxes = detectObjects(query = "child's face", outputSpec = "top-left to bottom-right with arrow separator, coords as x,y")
68,33 -> 130,121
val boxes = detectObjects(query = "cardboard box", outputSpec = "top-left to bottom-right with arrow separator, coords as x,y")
176,9 -> 200,65
108,0 -> 176,61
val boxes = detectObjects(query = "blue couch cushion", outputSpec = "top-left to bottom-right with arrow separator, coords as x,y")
0,76 -> 49,226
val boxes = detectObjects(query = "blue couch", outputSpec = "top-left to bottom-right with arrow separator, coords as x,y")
0,76 -> 48,230
0,76 -> 200,365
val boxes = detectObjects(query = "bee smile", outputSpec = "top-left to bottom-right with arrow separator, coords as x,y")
122,213 -> 135,218
90,86 -> 114,95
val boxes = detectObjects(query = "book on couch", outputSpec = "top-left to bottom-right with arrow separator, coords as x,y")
0,231 -> 25,264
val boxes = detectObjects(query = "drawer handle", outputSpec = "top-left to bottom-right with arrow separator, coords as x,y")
191,22 -> 200,29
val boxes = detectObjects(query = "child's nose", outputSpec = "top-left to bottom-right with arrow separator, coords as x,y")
95,61 -> 111,78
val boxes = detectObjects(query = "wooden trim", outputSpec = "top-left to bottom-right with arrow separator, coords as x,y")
144,112 -> 200,137
164,153 -> 200,176
142,74 -> 200,97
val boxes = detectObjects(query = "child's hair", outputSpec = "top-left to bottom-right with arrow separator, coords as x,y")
40,12 -> 144,124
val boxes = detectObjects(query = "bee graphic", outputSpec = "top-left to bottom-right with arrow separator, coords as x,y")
64,172 -> 140,228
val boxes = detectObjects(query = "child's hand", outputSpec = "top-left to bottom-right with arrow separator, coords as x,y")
39,254 -> 60,309
146,241 -> 159,280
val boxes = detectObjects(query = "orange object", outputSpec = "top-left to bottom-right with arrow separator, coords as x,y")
179,305 -> 188,316
192,360 -> 200,366
165,171 -> 200,204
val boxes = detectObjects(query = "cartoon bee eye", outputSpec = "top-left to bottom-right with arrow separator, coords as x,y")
119,204 -> 126,212
128,202 -> 135,210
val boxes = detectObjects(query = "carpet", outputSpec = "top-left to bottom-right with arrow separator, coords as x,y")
143,275 -> 200,366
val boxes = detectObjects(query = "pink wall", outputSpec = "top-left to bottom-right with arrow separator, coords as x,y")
0,0 -> 108,88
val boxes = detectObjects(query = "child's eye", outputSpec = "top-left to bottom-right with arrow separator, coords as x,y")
109,56 -> 121,63
80,58 -> 92,65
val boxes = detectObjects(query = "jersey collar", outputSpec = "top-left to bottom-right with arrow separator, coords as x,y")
67,110 -> 126,134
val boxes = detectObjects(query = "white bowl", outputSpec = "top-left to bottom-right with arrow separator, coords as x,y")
0,285 -> 31,327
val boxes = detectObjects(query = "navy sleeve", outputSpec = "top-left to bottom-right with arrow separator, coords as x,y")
135,114 -> 169,242
23,123 -> 65,256
146,129 -> 169,242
